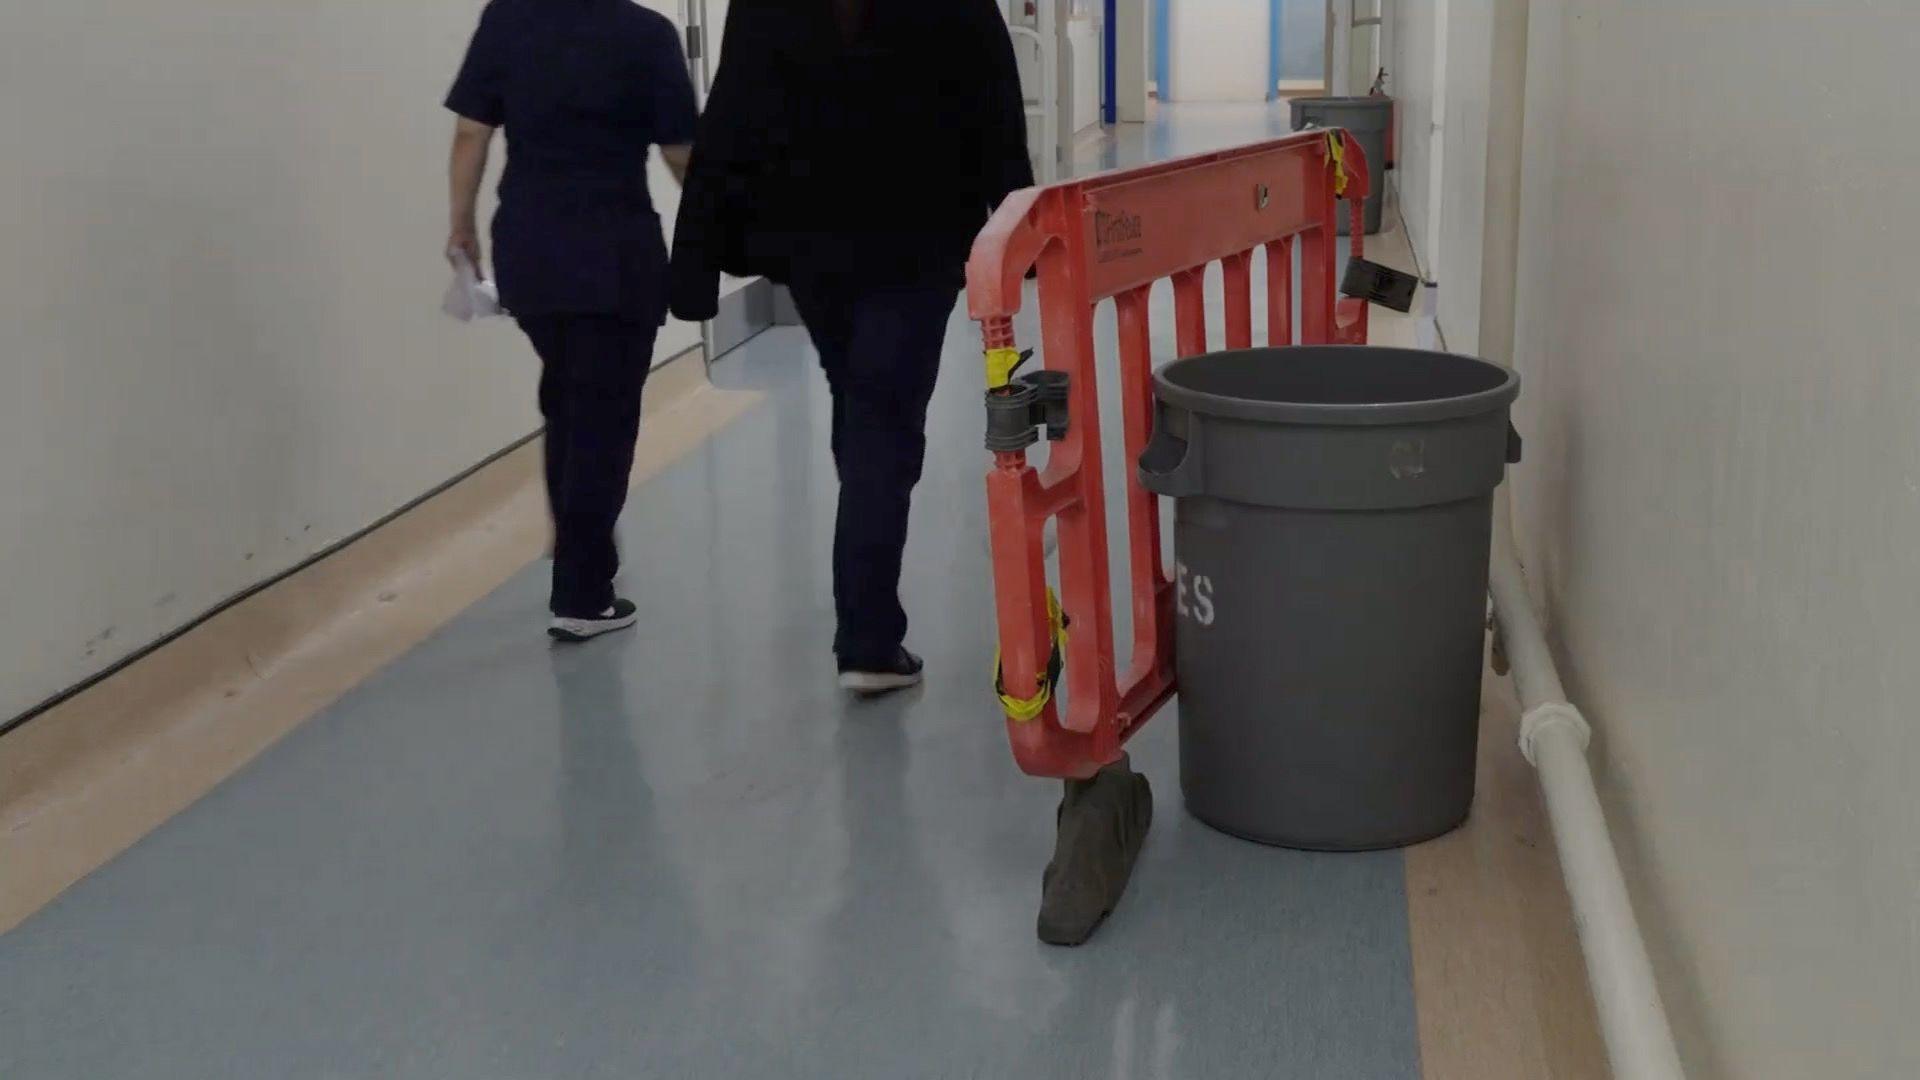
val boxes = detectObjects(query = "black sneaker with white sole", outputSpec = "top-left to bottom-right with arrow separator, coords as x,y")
837,648 -> 925,695
548,599 -> 639,643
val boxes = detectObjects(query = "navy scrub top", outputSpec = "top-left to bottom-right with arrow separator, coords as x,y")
446,0 -> 698,323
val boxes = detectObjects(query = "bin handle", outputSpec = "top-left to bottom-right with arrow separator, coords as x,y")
1139,414 -> 1204,497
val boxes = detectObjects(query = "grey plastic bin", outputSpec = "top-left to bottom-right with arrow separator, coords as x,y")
1138,346 -> 1520,850
1290,96 -> 1392,236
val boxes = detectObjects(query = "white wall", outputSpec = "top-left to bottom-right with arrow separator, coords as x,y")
1386,0 -> 1513,355
1168,0 -> 1269,102
1389,0 -> 1439,276
1431,0 -> 1492,354
1502,2 -> 1920,1076
0,1 -> 690,721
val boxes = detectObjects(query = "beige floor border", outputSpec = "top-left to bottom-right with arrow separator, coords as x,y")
1404,672 -> 1612,1078
1368,199 -> 1607,1076
0,351 -> 761,933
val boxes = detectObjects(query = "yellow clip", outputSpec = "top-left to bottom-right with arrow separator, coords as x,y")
1326,131 -> 1349,197
985,347 -> 1024,391
993,588 -> 1069,723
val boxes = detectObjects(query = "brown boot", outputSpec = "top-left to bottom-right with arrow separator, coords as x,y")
1036,759 -> 1153,946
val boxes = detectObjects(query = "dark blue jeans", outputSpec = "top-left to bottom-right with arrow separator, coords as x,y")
517,314 -> 658,618
788,278 -> 959,666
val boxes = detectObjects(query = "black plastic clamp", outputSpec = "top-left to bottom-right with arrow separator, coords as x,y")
1341,257 -> 1421,313
984,368 -> 1072,452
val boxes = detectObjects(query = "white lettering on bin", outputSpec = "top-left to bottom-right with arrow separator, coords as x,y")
1176,562 -> 1216,627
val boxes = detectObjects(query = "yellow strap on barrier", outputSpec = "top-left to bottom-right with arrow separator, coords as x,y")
985,347 -> 1024,391
1327,131 -> 1349,197
993,588 -> 1069,723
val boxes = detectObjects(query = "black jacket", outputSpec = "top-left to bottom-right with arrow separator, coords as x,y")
669,0 -> 1034,320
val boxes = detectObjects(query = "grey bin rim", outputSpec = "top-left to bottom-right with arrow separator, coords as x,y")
1153,345 -> 1520,428
1288,95 -> 1393,109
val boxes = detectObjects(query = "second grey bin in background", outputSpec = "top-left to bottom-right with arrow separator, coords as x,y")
1289,96 -> 1393,235
1139,346 -> 1520,850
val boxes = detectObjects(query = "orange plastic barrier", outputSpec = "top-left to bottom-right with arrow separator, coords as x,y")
967,130 -> 1371,779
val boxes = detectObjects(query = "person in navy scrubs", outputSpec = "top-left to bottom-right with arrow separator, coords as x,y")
446,0 -> 697,642
670,0 -> 1033,692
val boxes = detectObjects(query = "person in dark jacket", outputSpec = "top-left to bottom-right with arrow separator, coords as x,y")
446,0 -> 698,642
669,0 -> 1035,692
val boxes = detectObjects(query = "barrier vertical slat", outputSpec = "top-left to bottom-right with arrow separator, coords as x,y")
1040,211 -> 1121,739
1299,229 -> 1332,344
1222,251 -> 1254,350
985,454 -> 1054,759
1300,159 -> 1339,343
1173,268 -> 1208,359
982,306 -> 1054,765
1266,237 -> 1294,346
1114,286 -> 1164,685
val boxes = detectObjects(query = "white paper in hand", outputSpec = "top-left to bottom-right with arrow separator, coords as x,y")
442,251 -> 503,322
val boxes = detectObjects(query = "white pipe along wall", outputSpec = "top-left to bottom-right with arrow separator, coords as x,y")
1491,489 -> 1686,1080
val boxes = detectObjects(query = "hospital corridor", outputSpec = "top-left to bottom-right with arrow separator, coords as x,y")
2,3 -> 1917,1079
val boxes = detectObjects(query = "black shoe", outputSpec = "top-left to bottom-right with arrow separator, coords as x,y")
548,599 -> 639,643
1037,760 -> 1154,947
836,648 -> 925,695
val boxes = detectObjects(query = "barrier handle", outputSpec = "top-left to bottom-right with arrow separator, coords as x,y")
1138,410 -> 1203,497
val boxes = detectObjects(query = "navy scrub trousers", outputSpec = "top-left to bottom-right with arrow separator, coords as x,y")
519,315 -> 656,618
787,278 -> 960,668
446,0 -> 698,618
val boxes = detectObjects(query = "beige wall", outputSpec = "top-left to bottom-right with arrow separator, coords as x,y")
0,2 -> 687,722
1501,2 -> 1920,1075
